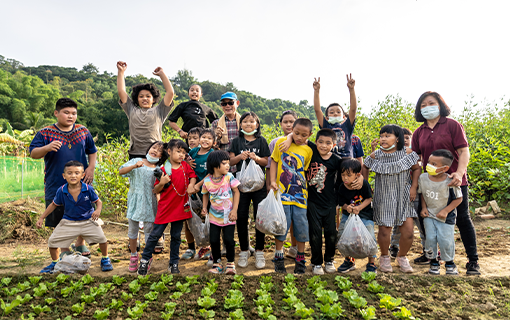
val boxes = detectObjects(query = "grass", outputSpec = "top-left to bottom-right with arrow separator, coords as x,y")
0,156 -> 44,203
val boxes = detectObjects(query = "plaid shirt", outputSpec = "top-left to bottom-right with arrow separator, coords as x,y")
212,118 -> 239,172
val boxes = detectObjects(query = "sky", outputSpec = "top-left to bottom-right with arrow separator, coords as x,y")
1,0 -> 509,114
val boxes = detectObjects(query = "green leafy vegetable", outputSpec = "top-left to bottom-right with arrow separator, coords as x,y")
137,275 -> 150,285
81,293 -> 95,303
170,292 -> 183,299
127,301 -> 148,319
1,298 -> 21,314
17,281 -> 31,292
45,281 -> 59,290
257,305 -> 274,319
260,282 -> 273,291
379,294 -> 401,311
349,295 -> 368,309
56,273 -> 69,283
44,297 -> 55,305
294,301 -> 315,318
129,279 -> 141,294
360,306 -> 377,320
361,271 -> 377,283
318,302 -> 344,319
260,276 -> 272,284
150,281 -> 169,293
17,294 -> 33,304
198,296 -> 216,309
227,308 -> 245,320
3,287 -> 20,296
1,277 -> 12,287
199,308 -> 215,319
393,306 -> 420,319
367,281 -> 385,293
28,276 -> 42,285
315,289 -> 339,305
33,283 -> 48,297
254,293 -> 275,307
112,275 -> 127,286
108,298 -> 124,310
335,276 -> 352,291
72,302 -> 85,315
283,285 -> 298,297
93,307 -> 110,320
144,291 -> 159,301
176,281 -> 191,293
224,289 -> 244,309
30,304 -> 51,315
61,286 -> 74,298
80,274 -> 94,284
121,292 -> 133,301
285,274 -> 296,283
160,274 -> 174,285
283,295 -> 300,308
165,302 -> 177,312
186,275 -> 200,285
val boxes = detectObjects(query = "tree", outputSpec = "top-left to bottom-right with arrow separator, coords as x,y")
82,63 -> 99,74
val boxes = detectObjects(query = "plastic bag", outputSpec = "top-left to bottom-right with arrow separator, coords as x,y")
189,194 -> 203,216
336,214 -> 378,259
53,253 -> 91,274
237,160 -> 265,193
187,210 -> 210,247
255,190 -> 287,236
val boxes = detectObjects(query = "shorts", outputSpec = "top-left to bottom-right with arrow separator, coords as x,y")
338,214 -> 377,258
48,219 -> 107,248
128,219 -> 154,244
275,205 -> 309,243
44,199 -> 65,228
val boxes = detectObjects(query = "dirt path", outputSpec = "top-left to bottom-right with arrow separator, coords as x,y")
1,218 -> 509,278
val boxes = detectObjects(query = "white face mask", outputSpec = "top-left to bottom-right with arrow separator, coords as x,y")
421,105 -> 440,120
146,153 -> 160,164
241,129 -> 257,136
328,116 -> 344,124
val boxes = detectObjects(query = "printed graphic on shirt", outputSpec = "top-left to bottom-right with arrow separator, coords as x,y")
332,128 -> 346,154
350,195 -> 364,206
307,162 -> 327,193
240,147 -> 260,154
280,152 -> 307,204
194,107 -> 201,115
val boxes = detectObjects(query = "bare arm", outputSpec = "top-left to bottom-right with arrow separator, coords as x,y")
229,186 -> 240,221
153,67 -> 175,107
83,152 -> 97,185
36,202 -> 58,228
119,161 -> 143,175
116,61 -> 128,104
30,141 -> 62,159
230,151 -> 248,166
202,193 -> 209,217
313,77 -> 324,127
91,199 -> 102,220
449,147 -> 470,187
410,163 -> 421,201
270,160 -> 278,191
187,178 -> 197,195
362,164 -> 370,181
346,73 -> 357,125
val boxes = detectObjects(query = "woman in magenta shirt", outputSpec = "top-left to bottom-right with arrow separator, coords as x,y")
411,91 -> 480,275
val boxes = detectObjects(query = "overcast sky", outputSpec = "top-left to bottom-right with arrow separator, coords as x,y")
2,0 -> 509,114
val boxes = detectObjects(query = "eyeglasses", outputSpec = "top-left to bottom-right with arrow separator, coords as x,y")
220,101 -> 235,107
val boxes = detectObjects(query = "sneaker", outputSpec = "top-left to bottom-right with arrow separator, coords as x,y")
273,258 -> 286,273
207,255 -> 214,267
182,249 -> 196,260
413,253 -> 430,265
396,256 -> 414,273
466,261 -> 481,275
194,247 -> 210,260
428,261 -> 441,275
255,251 -> 265,269
312,265 -> 324,275
238,251 -> 249,268
379,255 -> 393,273
101,257 -> 114,272
208,264 -> 223,274
389,245 -> 399,259
337,258 -> 356,273
169,263 -> 180,274
225,263 -> 236,275
137,258 -> 152,276
325,262 -> 336,274
294,260 -> 306,274
365,263 -> 378,273
128,254 -> 139,272
286,246 -> 297,259
445,263 -> 458,276
40,261 -> 57,274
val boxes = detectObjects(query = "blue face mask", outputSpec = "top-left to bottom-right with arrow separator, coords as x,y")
380,144 -> 396,151
328,116 -> 344,124
241,129 -> 257,136
146,153 -> 160,164
421,105 -> 440,120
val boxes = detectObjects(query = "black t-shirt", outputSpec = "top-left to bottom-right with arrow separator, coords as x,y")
228,136 -> 270,173
306,141 -> 342,208
337,179 -> 374,221
167,100 -> 218,132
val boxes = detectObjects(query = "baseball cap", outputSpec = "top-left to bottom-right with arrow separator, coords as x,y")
220,92 -> 237,101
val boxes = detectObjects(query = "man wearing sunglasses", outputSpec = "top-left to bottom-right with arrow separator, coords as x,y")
211,92 -> 241,172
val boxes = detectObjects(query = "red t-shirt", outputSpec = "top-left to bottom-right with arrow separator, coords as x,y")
411,117 -> 469,186
154,162 -> 197,224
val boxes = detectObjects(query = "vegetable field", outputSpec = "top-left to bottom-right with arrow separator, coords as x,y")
1,272 -> 509,320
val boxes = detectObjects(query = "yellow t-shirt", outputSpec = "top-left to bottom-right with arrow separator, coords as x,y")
271,137 -> 313,209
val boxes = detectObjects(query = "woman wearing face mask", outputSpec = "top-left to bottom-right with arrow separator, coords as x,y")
411,91 -> 480,275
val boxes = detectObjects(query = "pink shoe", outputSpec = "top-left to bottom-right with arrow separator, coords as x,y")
128,254 -> 139,272
379,255 -> 393,273
396,256 -> 414,273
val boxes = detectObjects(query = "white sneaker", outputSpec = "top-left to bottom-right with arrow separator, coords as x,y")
255,251 -> 265,269
286,246 -> 297,259
238,251 -> 249,268
312,265 -> 324,275
324,261 -> 336,273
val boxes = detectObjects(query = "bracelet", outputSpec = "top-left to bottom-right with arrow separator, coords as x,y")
178,129 -> 183,133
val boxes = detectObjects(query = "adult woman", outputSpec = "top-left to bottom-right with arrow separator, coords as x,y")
411,91 -> 480,275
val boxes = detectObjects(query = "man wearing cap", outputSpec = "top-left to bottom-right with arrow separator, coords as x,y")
211,92 -> 242,172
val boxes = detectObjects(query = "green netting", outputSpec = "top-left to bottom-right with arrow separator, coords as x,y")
0,156 -> 45,203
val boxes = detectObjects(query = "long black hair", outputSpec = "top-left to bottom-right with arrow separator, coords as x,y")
238,111 -> 262,139
414,91 -> 451,122
380,124 -> 405,150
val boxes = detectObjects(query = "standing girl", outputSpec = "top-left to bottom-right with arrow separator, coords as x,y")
137,139 -> 197,275
229,112 -> 271,269
202,150 -> 240,274
362,124 -> 421,273
119,141 -> 166,272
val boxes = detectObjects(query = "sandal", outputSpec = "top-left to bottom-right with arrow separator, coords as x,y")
71,244 -> 90,257
225,263 -> 236,275
208,264 -> 224,274
154,235 -> 165,254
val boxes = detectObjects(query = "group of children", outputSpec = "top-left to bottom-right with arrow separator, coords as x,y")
32,64 -> 466,277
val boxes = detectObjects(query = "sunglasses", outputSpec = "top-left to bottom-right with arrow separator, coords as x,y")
220,101 -> 235,107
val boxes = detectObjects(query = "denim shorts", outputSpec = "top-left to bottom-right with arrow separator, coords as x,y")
275,205 -> 309,243
337,214 -> 377,258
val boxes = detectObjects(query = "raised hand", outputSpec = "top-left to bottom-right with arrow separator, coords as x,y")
371,138 -> 379,153
346,73 -> 355,90
215,126 -> 225,139
313,77 -> 321,91
153,67 -> 165,77
117,61 -> 127,72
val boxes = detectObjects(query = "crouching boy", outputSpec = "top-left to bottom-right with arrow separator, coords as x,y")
36,160 -> 113,273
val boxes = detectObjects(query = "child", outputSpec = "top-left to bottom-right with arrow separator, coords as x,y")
137,139 -> 197,275
419,149 -> 463,275
116,61 -> 175,159
270,118 -> 313,274
182,129 -> 215,261
187,127 -> 203,150
266,110 -> 299,258
119,141 -> 166,272
201,150 -> 240,274
336,159 -> 377,273
313,74 -> 358,158
36,161 -> 113,273
30,98 -> 97,258
306,129 -> 342,275
168,84 -> 218,139
362,124 -> 421,273
229,112 -> 271,269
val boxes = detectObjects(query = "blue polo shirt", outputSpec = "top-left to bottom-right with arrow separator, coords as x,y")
53,182 -> 99,221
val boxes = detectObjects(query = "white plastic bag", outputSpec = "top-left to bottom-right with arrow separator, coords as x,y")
337,214 -> 378,259
255,190 -> 287,236
189,194 -> 203,216
53,253 -> 91,274
237,160 -> 265,193
187,210 -> 210,247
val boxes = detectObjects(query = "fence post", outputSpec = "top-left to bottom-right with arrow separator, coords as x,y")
21,157 -> 24,198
